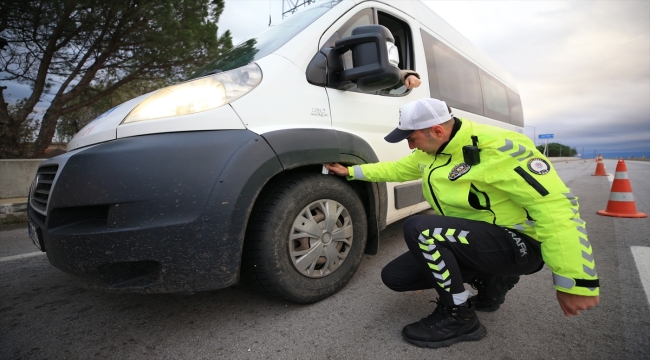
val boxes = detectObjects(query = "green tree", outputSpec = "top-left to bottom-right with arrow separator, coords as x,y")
0,0 -> 233,158
3,98 -> 41,154
536,142 -> 577,157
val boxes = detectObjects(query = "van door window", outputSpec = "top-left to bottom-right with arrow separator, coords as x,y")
340,11 -> 374,76
322,9 -> 374,92
341,10 -> 374,42
325,9 -> 414,95
377,12 -> 414,96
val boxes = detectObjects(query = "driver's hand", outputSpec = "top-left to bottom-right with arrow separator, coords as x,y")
404,75 -> 421,89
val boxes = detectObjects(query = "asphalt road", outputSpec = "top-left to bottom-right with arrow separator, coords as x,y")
1,159 -> 649,359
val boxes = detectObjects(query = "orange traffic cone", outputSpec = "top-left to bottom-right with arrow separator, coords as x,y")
597,159 -> 647,218
592,154 -> 607,176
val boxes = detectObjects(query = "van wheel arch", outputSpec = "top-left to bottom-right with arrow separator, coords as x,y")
249,166 -> 381,255
259,128 -> 388,255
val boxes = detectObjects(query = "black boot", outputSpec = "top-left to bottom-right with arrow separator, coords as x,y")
470,274 -> 520,312
401,299 -> 486,348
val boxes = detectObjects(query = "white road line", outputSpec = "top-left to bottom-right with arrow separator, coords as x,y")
0,251 -> 46,262
631,246 -> 650,306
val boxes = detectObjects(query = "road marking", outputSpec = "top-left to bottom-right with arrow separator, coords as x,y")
0,251 -> 46,262
607,174 -> 614,184
631,246 -> 650,306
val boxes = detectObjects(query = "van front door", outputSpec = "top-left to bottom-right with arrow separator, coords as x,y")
321,5 -> 431,224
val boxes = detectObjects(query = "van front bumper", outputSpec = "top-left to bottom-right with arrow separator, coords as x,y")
28,130 -> 282,293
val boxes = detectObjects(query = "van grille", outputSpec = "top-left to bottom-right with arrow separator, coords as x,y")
29,165 -> 59,215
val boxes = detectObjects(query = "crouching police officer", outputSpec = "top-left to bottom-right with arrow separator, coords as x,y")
325,98 -> 599,349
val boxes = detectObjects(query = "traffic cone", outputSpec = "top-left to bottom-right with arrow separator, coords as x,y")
597,159 -> 647,218
592,154 -> 607,176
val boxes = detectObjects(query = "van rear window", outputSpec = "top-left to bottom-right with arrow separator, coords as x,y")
421,29 -> 483,116
421,29 -> 524,126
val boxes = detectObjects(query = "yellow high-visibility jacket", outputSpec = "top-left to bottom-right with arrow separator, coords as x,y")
348,118 -> 599,296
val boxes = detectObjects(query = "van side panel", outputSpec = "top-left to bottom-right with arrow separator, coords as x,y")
233,55 -> 331,135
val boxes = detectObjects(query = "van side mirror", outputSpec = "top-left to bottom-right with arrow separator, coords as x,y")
306,25 -> 401,92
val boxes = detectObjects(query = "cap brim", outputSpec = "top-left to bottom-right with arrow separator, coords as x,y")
384,128 -> 414,143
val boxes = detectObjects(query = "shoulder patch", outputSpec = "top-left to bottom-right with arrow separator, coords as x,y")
449,163 -> 471,181
527,158 -> 550,175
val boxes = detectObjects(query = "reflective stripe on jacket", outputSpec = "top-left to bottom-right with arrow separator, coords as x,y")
348,118 -> 599,296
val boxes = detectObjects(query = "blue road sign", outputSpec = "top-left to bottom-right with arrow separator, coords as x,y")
538,134 -> 554,139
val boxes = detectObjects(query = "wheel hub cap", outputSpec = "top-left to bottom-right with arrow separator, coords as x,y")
288,199 -> 353,278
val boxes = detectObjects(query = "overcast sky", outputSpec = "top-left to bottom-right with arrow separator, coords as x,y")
4,1 -> 648,157
217,0 -> 650,157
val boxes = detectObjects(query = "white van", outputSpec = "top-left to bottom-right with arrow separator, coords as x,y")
27,0 -> 524,302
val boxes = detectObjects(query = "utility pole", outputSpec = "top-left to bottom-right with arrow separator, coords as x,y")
282,0 -> 316,19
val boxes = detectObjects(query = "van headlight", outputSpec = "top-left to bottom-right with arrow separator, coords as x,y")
122,63 -> 262,124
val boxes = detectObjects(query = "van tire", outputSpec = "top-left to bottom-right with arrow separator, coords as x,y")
243,173 -> 367,303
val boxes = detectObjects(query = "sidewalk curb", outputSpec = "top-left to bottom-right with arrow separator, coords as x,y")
0,202 -> 28,225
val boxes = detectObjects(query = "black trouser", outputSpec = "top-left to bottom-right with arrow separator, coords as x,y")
381,215 -> 544,306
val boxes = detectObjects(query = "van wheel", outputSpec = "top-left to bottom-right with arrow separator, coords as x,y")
243,173 -> 367,303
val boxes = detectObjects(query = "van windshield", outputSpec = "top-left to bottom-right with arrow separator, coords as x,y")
190,3 -> 340,79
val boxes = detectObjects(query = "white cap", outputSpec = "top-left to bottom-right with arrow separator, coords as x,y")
384,98 -> 452,143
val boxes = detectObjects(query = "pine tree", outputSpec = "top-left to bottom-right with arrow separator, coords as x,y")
0,0 -> 233,158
